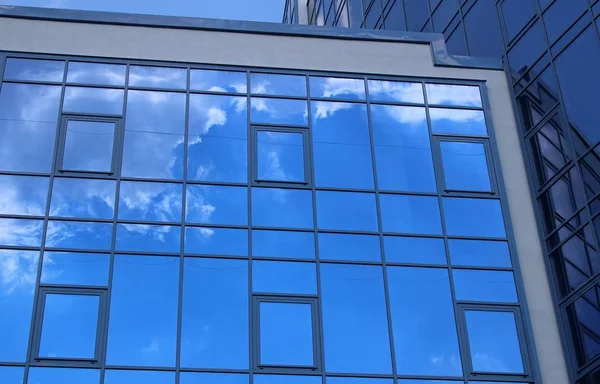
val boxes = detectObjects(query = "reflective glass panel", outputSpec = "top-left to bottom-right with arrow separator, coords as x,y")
502,0 -> 536,42
318,233 -> 381,262
129,65 -> 186,89
119,181 -> 182,222
0,250 -> 38,361
543,0 -> 588,44
4,58 -> 64,81
260,301 -> 314,366
453,270 -> 518,303
426,84 -> 482,107
380,195 -> 442,235
429,108 -> 487,136
45,221 -> 112,250
464,0 -> 503,58
251,98 -> 308,125
465,310 -> 524,373
50,178 -> 115,219
186,185 -> 246,225
253,261 -> 317,294
254,375 -> 321,384
0,367 -> 24,383
61,120 -> 116,173
449,239 -> 512,268
180,373 -> 249,384
63,87 -> 124,115
371,105 -> 436,192
310,76 -> 366,100
252,230 -> 315,259
115,224 -> 180,253
328,379 -> 393,384
441,141 -> 492,192
257,130 -> 306,182
321,264 -> 392,373
368,80 -> 424,103
388,267 -> 462,376
384,236 -> 446,264
252,188 -> 313,229
190,69 -> 247,93
316,191 -> 377,231
122,91 -> 185,179
181,258 -> 248,369
27,367 -> 100,384
107,255 -> 179,366
250,73 -> 307,96
0,175 -> 48,216
41,252 -> 110,286
104,370 -> 175,384
311,102 -> 373,188
0,83 -> 61,172
443,198 -> 506,238
39,293 -> 99,359
184,227 -> 248,256
188,94 -> 247,182
67,62 -> 126,86
0,218 -> 43,247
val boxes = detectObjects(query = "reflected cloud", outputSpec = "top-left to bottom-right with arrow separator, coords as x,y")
310,77 -> 366,99
129,66 -> 186,89
251,98 -> 308,125
50,178 -> 116,219
141,339 -> 160,355
119,182 -> 182,222
120,223 -> 172,242
0,218 -> 43,247
368,80 -> 424,103
0,250 -> 38,295
0,175 -> 48,216
312,101 -> 353,119
426,83 -> 482,107
67,62 -> 126,86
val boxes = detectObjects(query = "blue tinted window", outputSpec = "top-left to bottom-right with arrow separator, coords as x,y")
384,236 -> 446,264
253,261 -> 317,294
251,98 -> 308,125
119,181 -> 182,222
107,255 -> 179,366
185,227 -> 248,256
0,367 -> 24,383
129,65 -> 186,89
453,269 -> 518,303
445,23 -> 469,56
50,178 -> 116,219
443,198 -> 506,237
46,221 -> 112,250
61,120 -> 116,173
502,0 -> 536,42
429,108 -> 487,136
328,379 -> 392,384
449,239 -> 512,268
368,80 -> 423,103
310,76 -> 365,100
316,191 -> 378,231
257,130 -> 306,183
253,230 -> 315,259
321,264 -> 392,373
441,141 -> 492,192
67,61 -> 126,86
318,233 -> 381,261
41,252 -> 110,286
404,0 -> 430,31
384,0 -> 406,31
544,0 -> 588,44
4,58 -> 64,82
115,224 -> 181,253
27,368 -> 100,384
432,0 -> 459,32
251,73 -> 307,96
380,194 -> 442,235
0,218 -> 43,247
186,185 -> 247,225
426,84 -> 482,107
464,0 -> 503,58
252,188 -> 313,229
190,69 -> 247,93
254,375 -> 321,384
104,370 -> 175,384
388,267 -> 462,376
0,175 -> 48,216
63,87 -> 124,115
508,22 -> 546,74
180,373 -> 248,384
181,258 -> 248,369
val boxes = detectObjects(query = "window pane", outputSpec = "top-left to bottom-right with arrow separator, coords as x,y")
186,185 -> 247,225
45,221 -> 112,250
310,76 -> 365,100
27,368 -> 100,384
441,141 -> 491,192
67,62 -> 126,86
316,191 -> 378,231
190,69 -> 247,93
0,83 -> 61,172
129,65 -> 186,89
122,91 -> 185,179
426,84 -> 482,107
380,194 -> 442,235
0,250 -> 38,361
61,120 -> 115,173
119,181 -> 182,222
318,233 -> 381,262
251,98 -> 308,125
429,108 -> 487,136
107,255 -> 179,366
257,130 -> 306,182
321,264 -> 392,373
449,239 -> 512,268
255,375 -> 321,384
384,236 -> 446,264
371,105 -> 436,192
453,270 -> 518,303
328,379 -> 393,384
188,94 -> 247,183
41,252 -> 110,286
63,87 -> 124,115
115,224 -> 180,253
0,175 -> 49,216
544,0 -> 588,44
4,58 -> 64,82
50,178 -> 116,219
250,73 -> 307,96
260,302 -> 314,366
443,198 -> 506,237
39,293 -> 100,359
253,230 -> 315,259
464,0 -> 503,58
368,80 -> 423,103
502,0 -> 536,41
465,310 -> 524,373
252,188 -> 313,229
182,258 -> 248,369
184,227 -> 248,256
0,367 -> 24,383
180,373 -> 248,384
312,102 -> 373,188
104,370 -> 175,384
0,218 -> 43,247
253,261 -> 317,294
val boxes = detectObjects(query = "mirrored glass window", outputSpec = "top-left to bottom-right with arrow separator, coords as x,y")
0,175 -> 49,216
67,62 -> 126,86
180,373 -> 249,384
186,185 -> 246,225
119,181 -> 182,222
328,379 -> 393,384
115,224 -> 181,253
380,194 -> 442,235
252,188 -> 313,229
4,58 -> 64,82
449,239 -> 512,268
441,141 -> 492,192
188,94 -> 247,182
384,236 -> 446,264
311,102 -> 373,188
0,218 -> 43,247
257,130 -> 306,183
426,84 -> 482,107
252,230 -> 315,259
429,108 -> 487,136
63,87 -> 124,115
0,367 -> 24,383
45,221 -> 112,250
41,252 -> 110,286
251,98 -> 308,125
104,370 -> 175,384
60,119 -> 117,173
253,260 -> 317,294
318,233 -> 381,262
250,73 -> 307,96
27,367 -> 100,384
254,375 -> 321,384
443,198 -> 506,238
317,191 -> 378,231
107,255 -> 179,366
129,65 -> 187,89
310,76 -> 366,100
190,69 -> 247,93
181,258 -> 248,369
50,178 -> 116,219
454,270 -> 518,303
368,80 -> 424,103
184,227 -> 248,256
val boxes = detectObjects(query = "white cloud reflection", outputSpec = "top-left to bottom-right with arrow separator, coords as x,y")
0,250 -> 38,295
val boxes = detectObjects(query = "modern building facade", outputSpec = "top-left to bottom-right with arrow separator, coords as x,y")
0,4 -> 579,384
286,1 -> 600,383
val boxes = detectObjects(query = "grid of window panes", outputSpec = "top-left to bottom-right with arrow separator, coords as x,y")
0,53 -> 533,384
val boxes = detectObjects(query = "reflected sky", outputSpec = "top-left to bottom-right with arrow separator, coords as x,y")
187,185 -> 247,225
41,251 -> 110,286
119,181 -> 182,222
310,76 -> 366,100
190,69 -> 247,93
27,367 -> 100,384
453,269 -> 518,303
426,84 -> 482,107
251,98 -> 308,125
318,233 -> 381,262
67,61 -> 126,86
368,80 -> 424,103
63,86 -> 124,115
4,58 -> 65,82
252,188 -> 313,229
104,370 -> 175,384
448,239 -> 512,268
317,191 -> 378,231
0,175 -> 48,216
185,227 -> 248,256
253,230 -> 315,259
443,198 -> 506,238
50,178 -> 116,219
0,366 -> 24,383
62,120 -> 116,173
0,218 -> 43,247
250,73 -> 307,97
384,236 -> 446,264
429,108 -> 487,136
380,194 -> 442,235
441,141 -> 491,192
257,130 -> 306,183
129,66 -> 186,89
115,224 -> 181,253
253,260 -> 317,294
180,373 -> 249,384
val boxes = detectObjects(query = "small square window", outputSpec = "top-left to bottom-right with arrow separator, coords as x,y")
436,138 -> 495,194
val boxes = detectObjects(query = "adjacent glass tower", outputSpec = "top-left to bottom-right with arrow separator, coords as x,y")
287,0 -> 600,382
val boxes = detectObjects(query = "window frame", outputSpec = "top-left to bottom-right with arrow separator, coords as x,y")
252,295 -> 322,374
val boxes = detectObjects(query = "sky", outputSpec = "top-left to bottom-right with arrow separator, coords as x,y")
2,0 -> 287,22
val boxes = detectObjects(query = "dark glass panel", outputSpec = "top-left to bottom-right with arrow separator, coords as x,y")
445,23 -> 469,56
538,168 -> 586,235
50,178 -> 116,219
186,185 -> 247,225
184,227 -> 248,256
4,58 -> 64,82
453,269 -> 518,303
67,62 -> 126,86
0,218 -> 43,247
0,175 -> 49,216
507,22 -> 547,76
550,8 -> 592,57
257,130 -> 306,183
63,87 -> 124,115
119,181 -> 182,222
129,65 -> 186,89
310,76 -> 366,100
41,252 -> 110,286
252,188 -> 313,229
61,120 -> 116,173
368,80 -> 423,103
440,141 -> 491,192
432,0 -> 459,33
578,366 -> 600,384
318,233 -> 381,261
384,0 -> 406,31
348,0 -> 364,27
502,0 -> 536,42
529,113 -> 570,186
364,0 -> 382,28
380,194 -> 442,235
516,65 -> 560,133
253,230 -> 315,259
251,98 -> 308,125
404,0 -> 430,32
443,198 -> 506,238
250,73 -> 307,97
253,260 -> 317,294
580,146 -> 600,200
544,0 -> 588,44
27,368 -> 100,384
45,221 -> 112,250
104,370 -> 175,384
316,191 -> 378,231
115,224 -> 180,253
384,236 -> 446,264
448,239 -> 512,268
190,69 -> 247,93
566,282 -> 600,367
429,108 -> 487,136
464,0 -> 503,58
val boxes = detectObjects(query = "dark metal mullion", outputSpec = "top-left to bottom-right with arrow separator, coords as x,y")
245,70 -> 254,384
